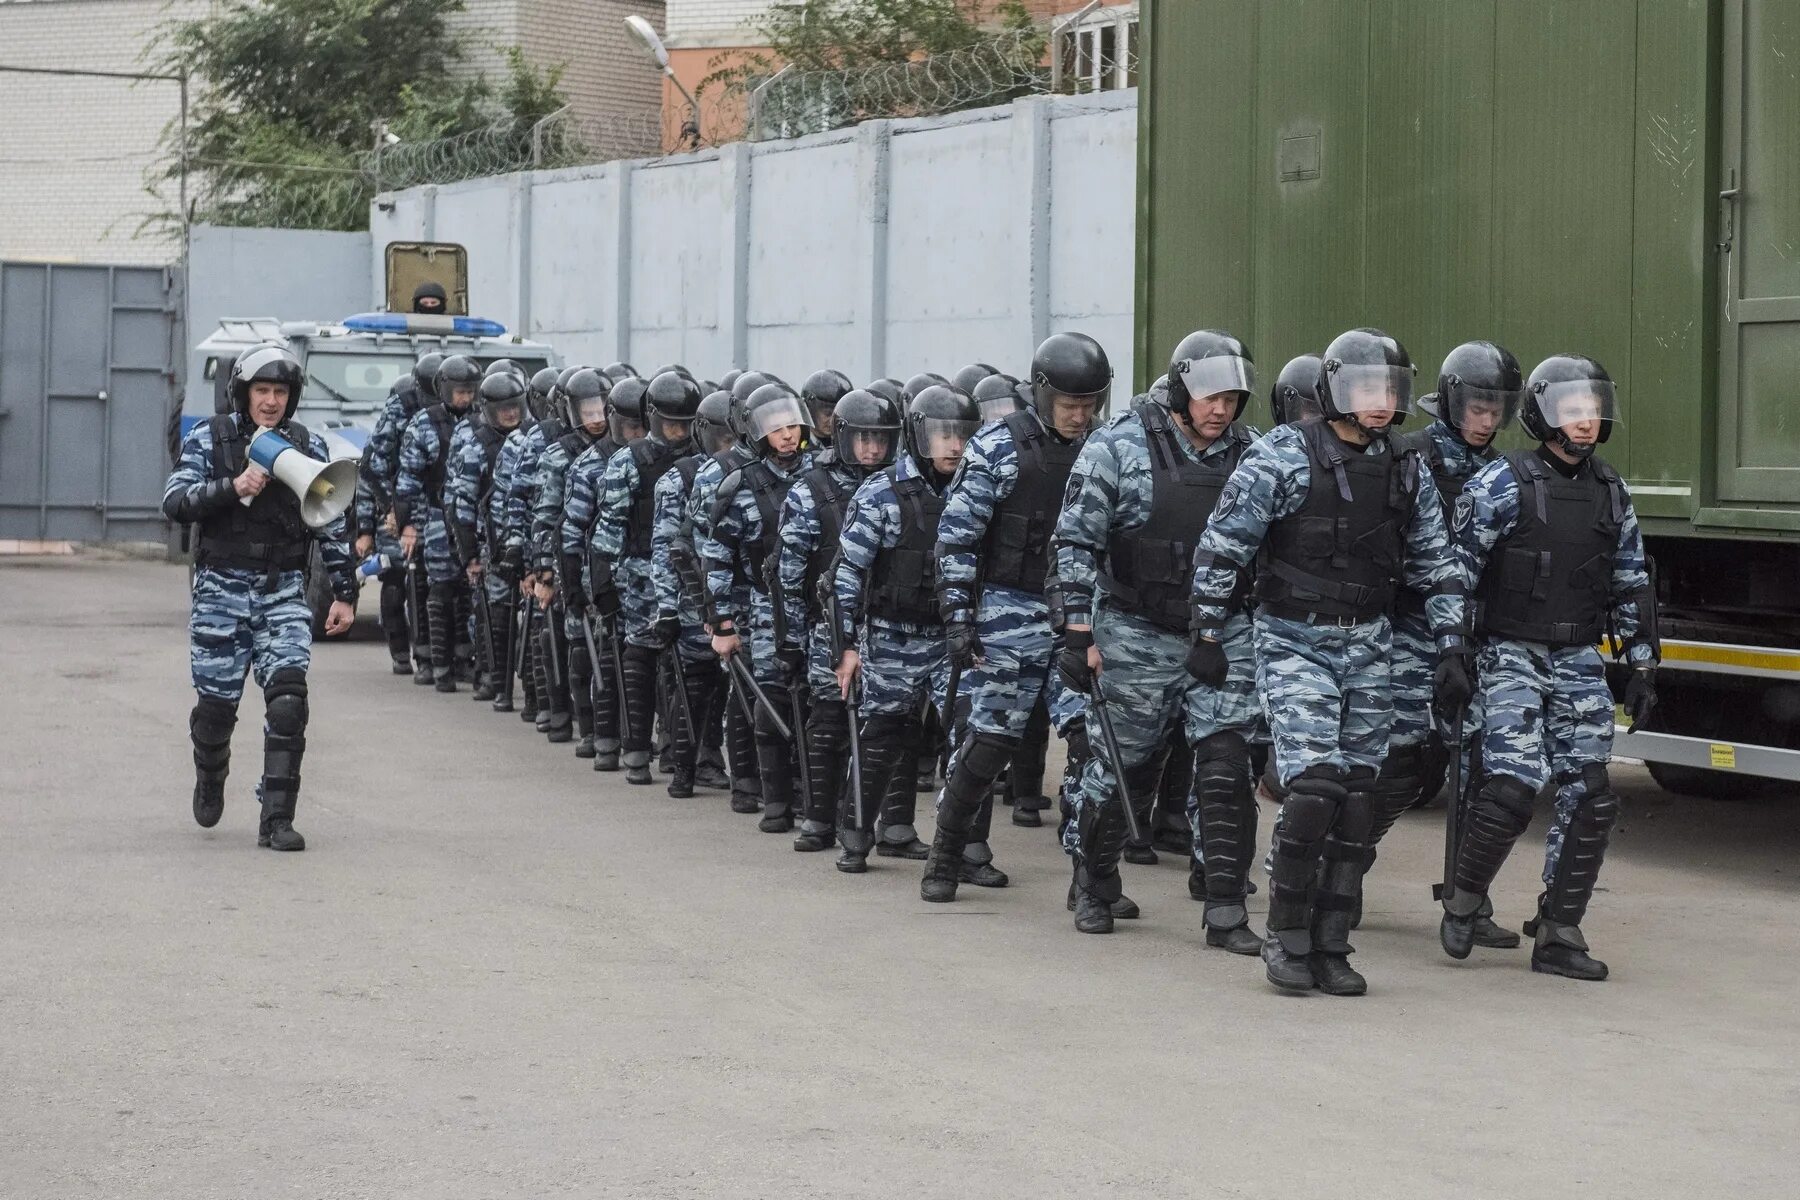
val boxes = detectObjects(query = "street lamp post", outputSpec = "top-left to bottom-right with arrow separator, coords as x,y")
624,15 -> 701,150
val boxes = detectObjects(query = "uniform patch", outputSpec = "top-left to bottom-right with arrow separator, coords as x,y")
1453,493 -> 1475,532
1213,480 -> 1243,522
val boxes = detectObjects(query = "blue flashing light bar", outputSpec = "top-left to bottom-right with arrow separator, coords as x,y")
341,312 -> 508,337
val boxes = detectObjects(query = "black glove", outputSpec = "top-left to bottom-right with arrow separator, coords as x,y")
494,547 -> 522,584
1057,627 -> 1095,693
1433,651 -> 1474,720
945,618 -> 982,670
651,612 -> 680,645
1063,717 -> 1090,769
587,556 -> 620,618
1184,634 -> 1228,687
1623,666 -> 1658,730
775,645 -> 806,686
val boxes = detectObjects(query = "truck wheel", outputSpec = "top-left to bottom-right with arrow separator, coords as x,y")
1638,684 -> 1778,799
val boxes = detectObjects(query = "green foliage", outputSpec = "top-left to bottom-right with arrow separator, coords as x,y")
150,0 -> 568,231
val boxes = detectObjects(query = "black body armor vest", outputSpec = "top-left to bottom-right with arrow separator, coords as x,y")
799,465 -> 855,624
624,437 -> 689,558
868,468 -> 944,626
1255,420 -> 1416,623
195,414 -> 312,573
980,411 -> 1080,595
1100,406 -> 1249,632
1475,450 -> 1624,647
717,459 -> 797,594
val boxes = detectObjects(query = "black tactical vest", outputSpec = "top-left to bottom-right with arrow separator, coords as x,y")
717,459 -> 797,593
1388,426 -> 1492,617
418,404 -> 459,506
624,436 -> 689,558
979,410 -> 1080,595
195,414 -> 312,573
1100,406 -> 1248,631
1255,419 -> 1415,623
1475,450 -> 1624,646
473,422 -> 506,502
868,468 -> 944,626
799,465 -> 855,624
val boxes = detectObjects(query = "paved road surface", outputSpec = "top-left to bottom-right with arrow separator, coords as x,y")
3,553 -> 1796,1199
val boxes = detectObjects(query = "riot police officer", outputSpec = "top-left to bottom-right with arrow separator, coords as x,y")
397,353 -> 482,691
1188,328 -> 1468,995
163,344 -> 356,850
1441,354 -> 1657,981
927,333 -> 1111,901
448,371 -> 528,701
776,388 -> 903,852
800,368 -> 853,447
831,385 -> 980,873
357,350 -> 443,681
1268,355 -> 1323,426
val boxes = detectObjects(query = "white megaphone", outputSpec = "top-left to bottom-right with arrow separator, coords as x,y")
239,428 -> 360,528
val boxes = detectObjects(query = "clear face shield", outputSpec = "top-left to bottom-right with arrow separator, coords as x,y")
842,426 -> 899,469
916,416 -> 978,470
1035,386 -> 1105,439
977,393 -> 1024,422
576,395 -> 610,432
1447,383 -> 1522,445
697,419 -> 735,456
1330,363 -> 1414,424
1535,379 -> 1617,439
750,394 -> 813,456
485,398 -> 525,431
807,398 -> 837,438
444,381 -> 478,412
1173,355 -> 1256,405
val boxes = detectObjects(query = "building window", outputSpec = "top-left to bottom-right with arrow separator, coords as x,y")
1053,3 -> 1138,94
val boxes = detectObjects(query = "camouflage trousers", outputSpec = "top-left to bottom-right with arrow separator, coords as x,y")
959,584 -> 1077,740
417,506 -> 459,584
856,621 -> 950,720
1254,612 -> 1392,787
616,557 -> 663,651
1389,609 -> 1437,748
1062,607 -> 1259,856
1475,638 -> 1614,883
188,566 -> 312,704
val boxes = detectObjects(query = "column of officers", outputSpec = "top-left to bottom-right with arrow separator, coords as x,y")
328,325 -> 1660,995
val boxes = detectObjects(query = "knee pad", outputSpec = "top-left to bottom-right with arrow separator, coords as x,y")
191,695 -> 238,744
1474,774 -> 1537,836
1192,731 -> 1250,772
861,712 -> 915,747
954,730 -> 1017,782
264,668 -> 309,736
1280,764 -> 1349,844
567,641 -> 592,678
809,698 -> 849,748
754,685 -> 791,742
1566,764 -> 1620,834
623,642 -> 658,670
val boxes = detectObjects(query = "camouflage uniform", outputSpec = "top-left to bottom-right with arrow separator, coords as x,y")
688,449 -> 760,811
447,416 -> 515,697
1056,405 -> 1261,937
647,450 -> 727,792
501,419 -> 563,721
164,413 -> 357,843
832,454 -> 954,861
700,449 -> 813,828
934,410 -> 1082,872
1443,449 -> 1652,956
776,453 -> 866,848
1190,419 -> 1462,982
543,429 -> 613,750
357,381 -> 427,673
396,403 -> 474,685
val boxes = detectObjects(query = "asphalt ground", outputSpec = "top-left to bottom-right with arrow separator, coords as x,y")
4,553 -> 1797,1199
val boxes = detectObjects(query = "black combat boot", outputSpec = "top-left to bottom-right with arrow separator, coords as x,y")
257,734 -> 306,852
189,697 -> 236,829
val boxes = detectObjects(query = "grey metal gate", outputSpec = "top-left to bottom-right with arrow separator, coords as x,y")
0,261 -> 180,541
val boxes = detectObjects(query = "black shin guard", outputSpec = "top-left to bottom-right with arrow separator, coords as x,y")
840,713 -> 911,852
877,714 -> 923,838
565,636 -> 594,741
1193,732 -> 1253,929
1266,764 -> 1349,953
427,581 -> 457,683
621,643 -> 659,766
259,669 -> 309,848
1541,765 -> 1620,927
379,570 -> 410,660
1007,700 -> 1051,809
1368,741 -> 1427,850
409,563 -> 433,669
1311,778 -> 1374,956
804,697 -> 851,829
587,634 -> 616,752
189,695 -> 237,827
1447,774 -> 1537,913
754,682 -> 796,819
451,583 -> 474,678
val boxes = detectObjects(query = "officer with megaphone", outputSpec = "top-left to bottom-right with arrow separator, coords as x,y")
163,342 -> 358,852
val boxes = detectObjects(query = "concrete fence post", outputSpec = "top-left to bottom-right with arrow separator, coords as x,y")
854,120 -> 892,382
1013,95 -> 1054,355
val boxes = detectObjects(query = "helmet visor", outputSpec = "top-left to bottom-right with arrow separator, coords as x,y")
1173,355 -> 1256,402
575,393 -> 609,424
1447,384 -> 1522,438
1331,363 -> 1414,417
749,394 -> 813,442
697,421 -> 735,456
978,394 -> 1023,421
841,426 -> 899,468
1536,379 -> 1617,429
916,416 -> 979,462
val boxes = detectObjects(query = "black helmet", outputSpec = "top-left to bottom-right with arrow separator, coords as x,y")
719,368 -> 744,395
695,390 -> 735,455
1318,328 -> 1414,433
952,362 -> 1001,395
802,368 -> 854,415
1270,355 -> 1322,426
972,372 -> 1025,421
1167,330 -> 1254,422
528,366 -> 560,419
731,371 -> 773,406
412,351 -> 446,395
229,343 -> 305,421
904,384 -> 980,477
1427,341 -> 1524,444
1521,354 -> 1616,457
864,377 -> 906,405
646,369 -> 703,425
903,372 -> 949,402
650,363 -> 695,383
435,354 -> 483,411
1030,332 -> 1112,421
478,371 -> 528,428
608,375 -> 649,427
831,388 -> 903,476
1145,374 -> 1171,409
743,383 -> 813,458
601,362 -> 639,384
563,367 -> 611,429
484,357 -> 525,380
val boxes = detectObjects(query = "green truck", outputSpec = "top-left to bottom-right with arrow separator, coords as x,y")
1133,0 -> 1800,793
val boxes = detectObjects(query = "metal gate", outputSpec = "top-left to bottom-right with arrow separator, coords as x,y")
0,261 -> 180,541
